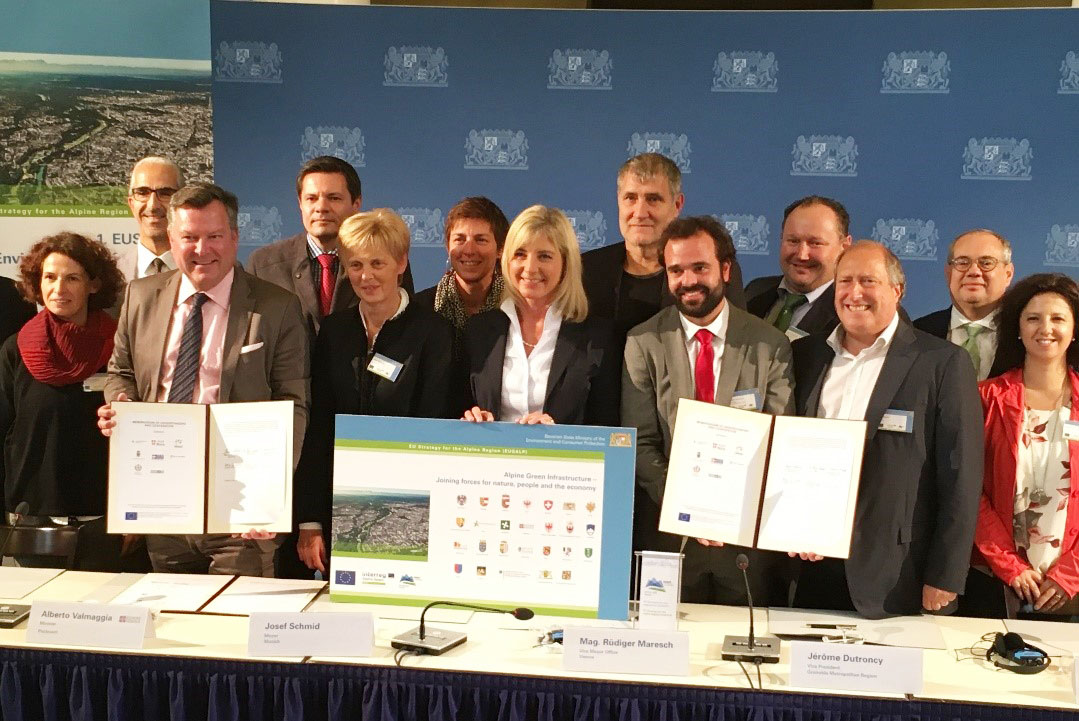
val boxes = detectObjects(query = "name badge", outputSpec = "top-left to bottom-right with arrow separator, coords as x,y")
878,409 -> 913,433
790,640 -> 923,694
1063,420 -> 1079,441
563,627 -> 689,676
730,389 -> 763,412
26,601 -> 154,649
367,353 -> 403,382
248,612 -> 373,657
82,373 -> 108,392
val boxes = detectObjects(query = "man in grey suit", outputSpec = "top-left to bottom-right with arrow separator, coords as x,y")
98,183 -> 309,576
790,241 -> 983,618
246,155 -> 413,340
623,215 -> 795,605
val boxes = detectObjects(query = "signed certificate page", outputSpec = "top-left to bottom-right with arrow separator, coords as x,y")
755,416 -> 865,558
107,402 -> 206,534
658,399 -> 773,547
206,401 -> 293,533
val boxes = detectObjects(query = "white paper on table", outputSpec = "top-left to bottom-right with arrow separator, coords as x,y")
0,567 -> 64,600
207,401 -> 293,533
107,402 -> 206,534
659,399 -> 773,546
767,607 -> 946,650
1005,618 -> 1079,654
107,573 -> 233,612
201,577 -> 325,615
756,415 -> 865,558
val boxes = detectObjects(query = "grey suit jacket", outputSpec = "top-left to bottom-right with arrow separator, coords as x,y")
246,233 -> 415,339
105,267 -> 310,458
622,304 -> 795,507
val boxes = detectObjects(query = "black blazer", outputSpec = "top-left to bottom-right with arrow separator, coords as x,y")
581,242 -> 745,336
294,301 -> 456,532
463,309 -> 621,427
914,306 -> 1011,378
744,275 -> 840,336
0,277 -> 35,343
791,320 -> 984,619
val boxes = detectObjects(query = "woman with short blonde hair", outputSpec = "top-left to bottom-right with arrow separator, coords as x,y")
462,205 -> 620,426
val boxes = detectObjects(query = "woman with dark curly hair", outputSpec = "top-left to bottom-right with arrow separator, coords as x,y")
967,273 -> 1079,619
0,232 -> 126,570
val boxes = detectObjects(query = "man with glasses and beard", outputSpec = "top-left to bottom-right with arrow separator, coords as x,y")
622,216 -> 796,605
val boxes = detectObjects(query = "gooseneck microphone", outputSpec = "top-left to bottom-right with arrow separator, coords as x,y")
721,552 -> 781,664
392,600 -> 536,655
0,502 -> 30,561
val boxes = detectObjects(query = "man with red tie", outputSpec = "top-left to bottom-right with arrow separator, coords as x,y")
621,216 -> 795,605
246,156 -> 413,341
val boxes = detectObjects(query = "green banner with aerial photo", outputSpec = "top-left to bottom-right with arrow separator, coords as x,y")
0,0 -> 212,277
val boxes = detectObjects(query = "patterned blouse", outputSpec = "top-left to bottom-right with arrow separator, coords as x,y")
1013,405 -> 1072,573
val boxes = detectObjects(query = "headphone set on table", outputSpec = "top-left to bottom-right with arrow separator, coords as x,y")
985,632 -> 1051,674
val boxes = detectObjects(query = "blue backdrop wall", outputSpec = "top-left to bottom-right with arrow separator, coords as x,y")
210,2 -> 1079,318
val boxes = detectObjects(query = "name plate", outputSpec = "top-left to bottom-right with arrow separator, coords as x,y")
26,601 -> 154,649
248,612 -> 373,657
789,641 -> 922,694
563,627 -> 689,676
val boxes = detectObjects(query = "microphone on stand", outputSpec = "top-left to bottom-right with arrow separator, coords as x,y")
391,600 -> 535,655
0,502 -> 30,561
721,553 -> 780,664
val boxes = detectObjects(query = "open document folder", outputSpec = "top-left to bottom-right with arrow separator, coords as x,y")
659,399 -> 866,558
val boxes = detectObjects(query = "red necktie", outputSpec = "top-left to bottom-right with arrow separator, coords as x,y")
316,253 -> 334,318
694,328 -> 714,403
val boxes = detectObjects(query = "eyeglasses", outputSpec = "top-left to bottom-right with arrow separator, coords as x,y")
948,256 -> 1004,272
130,186 -> 178,201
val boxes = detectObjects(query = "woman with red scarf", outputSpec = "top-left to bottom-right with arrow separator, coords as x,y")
970,273 -> 1079,619
0,232 -> 125,570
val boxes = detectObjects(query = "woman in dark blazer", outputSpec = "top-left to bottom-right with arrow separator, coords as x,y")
462,205 -> 620,427
294,209 -> 455,574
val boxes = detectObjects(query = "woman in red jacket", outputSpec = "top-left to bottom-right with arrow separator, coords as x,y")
973,273 -> 1079,618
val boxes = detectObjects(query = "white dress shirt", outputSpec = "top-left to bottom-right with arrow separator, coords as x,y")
678,301 -> 729,400
135,242 -> 176,279
818,312 -> 900,421
778,278 -> 833,329
947,306 -> 998,381
500,299 -> 562,421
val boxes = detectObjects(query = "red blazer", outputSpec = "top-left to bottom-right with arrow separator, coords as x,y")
974,367 -> 1079,597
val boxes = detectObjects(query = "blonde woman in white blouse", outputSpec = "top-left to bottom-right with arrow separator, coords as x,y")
461,205 -> 620,427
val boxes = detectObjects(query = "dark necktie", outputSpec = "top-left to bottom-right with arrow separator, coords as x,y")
168,293 -> 209,403
694,328 -> 715,403
316,254 -> 335,317
768,291 -> 808,333
146,258 -> 167,276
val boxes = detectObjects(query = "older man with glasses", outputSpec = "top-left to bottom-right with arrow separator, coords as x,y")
913,229 -> 1015,380
125,156 -> 185,281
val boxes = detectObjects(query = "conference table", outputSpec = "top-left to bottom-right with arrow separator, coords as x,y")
0,571 -> 1076,721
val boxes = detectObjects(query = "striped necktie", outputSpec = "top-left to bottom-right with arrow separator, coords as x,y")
167,293 -> 209,403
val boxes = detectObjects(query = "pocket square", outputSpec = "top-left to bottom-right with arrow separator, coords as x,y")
240,341 -> 264,354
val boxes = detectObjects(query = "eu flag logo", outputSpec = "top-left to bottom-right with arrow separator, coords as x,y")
677,512 -> 691,522
335,570 -> 356,586
125,512 -> 138,520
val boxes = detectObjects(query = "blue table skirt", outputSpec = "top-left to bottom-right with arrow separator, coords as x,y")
0,647 -> 1071,721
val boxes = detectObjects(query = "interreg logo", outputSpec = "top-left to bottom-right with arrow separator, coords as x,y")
712,52 -> 777,92
1045,225 -> 1079,268
791,135 -> 858,177
301,126 -> 365,167
547,49 -> 612,90
720,214 -> 769,256
1059,52 -> 1079,94
881,51 -> 949,93
627,133 -> 691,173
384,46 -> 448,87
565,211 -> 607,250
464,130 -> 528,170
397,208 -> 445,247
870,219 -> 938,261
215,42 -> 283,83
237,206 -> 282,247
961,137 -> 1031,181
